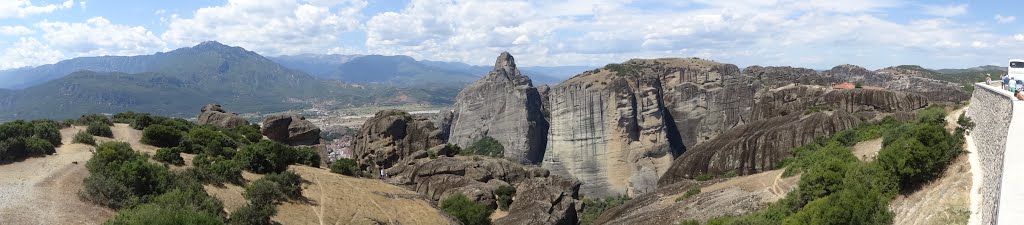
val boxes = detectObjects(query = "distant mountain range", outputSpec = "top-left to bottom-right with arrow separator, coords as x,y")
0,42 -> 454,120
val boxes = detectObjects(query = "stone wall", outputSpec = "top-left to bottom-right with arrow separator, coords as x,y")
965,83 -> 1013,225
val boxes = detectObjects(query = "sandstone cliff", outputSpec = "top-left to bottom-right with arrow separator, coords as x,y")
445,52 -> 549,164
542,58 -> 752,197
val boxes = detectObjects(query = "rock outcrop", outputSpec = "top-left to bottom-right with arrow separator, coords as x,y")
494,176 -> 581,225
444,52 -> 549,165
658,111 -> 861,186
542,58 -> 753,197
260,114 -> 320,146
750,85 -> 929,121
824,64 -> 969,103
352,109 -> 446,171
196,104 -> 248,129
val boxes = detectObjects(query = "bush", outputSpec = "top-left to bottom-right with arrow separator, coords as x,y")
441,193 -> 493,225
25,137 -> 55,155
31,121 -> 61,146
130,114 -> 156,130
243,179 -> 285,207
495,185 -> 516,210
235,140 -> 294,174
82,142 -> 172,209
229,203 -> 276,225
675,188 -> 701,202
143,125 -> 184,148
461,136 -> 504,158
798,156 -> 851,205
150,188 -> 226,219
293,147 -> 320,167
329,158 -> 359,176
694,174 -> 713,181
154,147 -> 185,166
263,171 -> 304,200
234,124 -> 263,144
193,154 -> 244,185
581,195 -> 631,225
181,126 -> 237,156
78,114 -> 113,126
74,131 -> 96,145
87,122 -> 113,138
103,202 -> 224,225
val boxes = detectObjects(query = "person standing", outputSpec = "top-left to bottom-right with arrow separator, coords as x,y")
1003,75 -> 1010,90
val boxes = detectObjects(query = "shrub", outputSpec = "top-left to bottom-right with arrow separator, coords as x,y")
103,202 -> 224,225
441,193 -> 493,225
180,126 -> 237,156
78,114 -> 113,126
31,121 -> 61,146
193,154 -> 244,185
461,136 -> 504,158
81,175 -> 139,209
73,131 -> 96,145
234,124 -> 263,144
143,125 -> 184,148
675,188 -> 701,202
150,188 -> 226,219
235,140 -> 294,174
263,171 -> 304,200
877,138 -> 939,189
581,195 -> 631,225
293,147 -> 321,167
243,179 -> 285,207
25,137 -> 55,155
329,158 -> 359,176
798,156 -> 851,205
130,114 -> 156,130
82,142 -> 173,209
694,174 -> 713,181
154,147 -> 185,166
495,185 -> 516,210
87,122 -> 113,138
229,203 -> 276,225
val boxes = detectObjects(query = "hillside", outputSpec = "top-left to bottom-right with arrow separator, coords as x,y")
272,54 -> 479,86
0,42 -> 458,121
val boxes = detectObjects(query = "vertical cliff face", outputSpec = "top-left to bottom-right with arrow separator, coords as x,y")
541,58 -> 752,197
446,52 -> 549,164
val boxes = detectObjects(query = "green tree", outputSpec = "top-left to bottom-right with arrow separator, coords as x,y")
193,154 -> 244,185
441,193 -> 493,225
495,185 -> 516,210
229,203 -> 276,225
154,147 -> 185,166
73,131 -> 96,145
103,202 -> 224,225
243,179 -> 285,207
462,136 -> 504,158
329,158 -> 359,176
235,140 -> 294,174
293,147 -> 320,167
143,125 -> 184,148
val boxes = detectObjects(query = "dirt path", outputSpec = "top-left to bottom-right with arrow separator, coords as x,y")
852,138 -> 883,161
0,126 -> 115,225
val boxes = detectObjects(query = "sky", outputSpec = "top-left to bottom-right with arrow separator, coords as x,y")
0,0 -> 1022,70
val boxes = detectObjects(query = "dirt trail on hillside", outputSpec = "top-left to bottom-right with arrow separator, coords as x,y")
206,165 -> 452,225
853,138 -> 883,161
0,126 -> 115,225
889,107 -> 972,225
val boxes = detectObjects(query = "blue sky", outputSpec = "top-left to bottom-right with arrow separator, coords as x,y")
0,0 -> 1021,70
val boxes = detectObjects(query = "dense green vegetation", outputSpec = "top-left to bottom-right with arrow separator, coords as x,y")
460,136 -> 505,158
87,122 -> 114,138
698,105 -> 969,225
329,158 -> 360,176
235,140 -> 297,174
495,185 -> 517,210
581,195 -> 631,225
231,171 -> 303,225
441,193 -> 494,225
74,130 -> 96,145
0,120 -> 61,163
153,147 -> 184,166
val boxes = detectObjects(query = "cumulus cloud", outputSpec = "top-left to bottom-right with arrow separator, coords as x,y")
923,4 -> 967,17
0,37 -> 64,69
0,25 -> 33,36
1016,34 -> 1024,41
36,17 -> 165,57
996,14 -> 1016,23
0,0 -> 74,19
161,0 -> 367,55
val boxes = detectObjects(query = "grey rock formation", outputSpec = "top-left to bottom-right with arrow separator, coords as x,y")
352,109 -> 445,171
823,64 -> 969,103
260,114 -> 320,146
542,58 -> 752,197
433,109 -> 454,141
445,52 -> 549,164
494,176 -> 581,225
750,85 -> 929,121
196,104 -> 248,129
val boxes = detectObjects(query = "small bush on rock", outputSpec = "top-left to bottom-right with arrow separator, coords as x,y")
461,136 -> 504,158
495,185 -> 516,210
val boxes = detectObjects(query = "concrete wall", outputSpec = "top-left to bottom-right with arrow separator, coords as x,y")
966,82 -> 1014,225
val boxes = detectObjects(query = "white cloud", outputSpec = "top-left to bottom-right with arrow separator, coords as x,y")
0,0 -> 74,19
1016,34 -> 1024,41
36,17 -> 165,57
0,37 -> 64,69
0,25 -> 33,36
996,14 -> 1016,23
161,0 -> 367,55
79,0 -> 85,9
923,4 -> 967,17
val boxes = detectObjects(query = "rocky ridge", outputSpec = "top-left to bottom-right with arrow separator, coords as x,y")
196,103 -> 248,129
